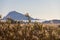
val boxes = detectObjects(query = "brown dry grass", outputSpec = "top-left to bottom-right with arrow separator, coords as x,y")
0,22 -> 60,40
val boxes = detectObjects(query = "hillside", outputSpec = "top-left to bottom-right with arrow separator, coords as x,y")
43,19 -> 60,24
3,11 -> 35,21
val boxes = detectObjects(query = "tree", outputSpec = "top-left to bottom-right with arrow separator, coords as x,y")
6,16 -> 14,24
0,15 -> 2,23
25,13 -> 31,23
0,15 -> 1,18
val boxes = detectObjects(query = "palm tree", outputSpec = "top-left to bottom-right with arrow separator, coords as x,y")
25,13 -> 31,23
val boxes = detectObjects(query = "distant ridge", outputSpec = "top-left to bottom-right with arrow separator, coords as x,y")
42,19 -> 60,24
3,11 -> 35,21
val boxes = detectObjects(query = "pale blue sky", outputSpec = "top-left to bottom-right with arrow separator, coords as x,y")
0,0 -> 60,20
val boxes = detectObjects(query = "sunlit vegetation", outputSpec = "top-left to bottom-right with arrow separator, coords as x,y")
0,15 -> 60,40
0,20 -> 60,40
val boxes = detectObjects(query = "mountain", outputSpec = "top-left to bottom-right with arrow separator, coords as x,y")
3,11 -> 35,21
42,19 -> 60,24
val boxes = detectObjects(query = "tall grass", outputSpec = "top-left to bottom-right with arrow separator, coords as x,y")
0,22 -> 60,40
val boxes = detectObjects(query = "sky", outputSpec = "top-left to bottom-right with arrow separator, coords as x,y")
0,0 -> 60,20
